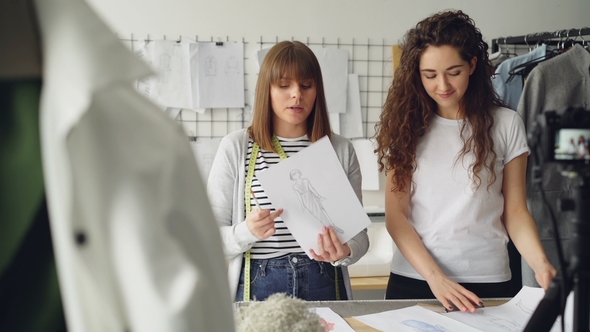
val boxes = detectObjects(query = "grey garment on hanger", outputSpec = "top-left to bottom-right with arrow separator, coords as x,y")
516,44 -> 590,287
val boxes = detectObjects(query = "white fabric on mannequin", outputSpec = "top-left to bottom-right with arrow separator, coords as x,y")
35,0 -> 234,331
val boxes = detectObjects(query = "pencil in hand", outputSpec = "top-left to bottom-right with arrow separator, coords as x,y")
250,188 -> 261,211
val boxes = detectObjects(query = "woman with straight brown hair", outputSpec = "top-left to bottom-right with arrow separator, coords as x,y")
207,41 -> 369,302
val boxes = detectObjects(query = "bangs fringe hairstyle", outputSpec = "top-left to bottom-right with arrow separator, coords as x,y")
374,10 -> 507,192
248,40 -> 331,152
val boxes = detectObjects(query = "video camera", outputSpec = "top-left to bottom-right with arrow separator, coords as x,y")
524,106 -> 590,332
539,107 -> 590,163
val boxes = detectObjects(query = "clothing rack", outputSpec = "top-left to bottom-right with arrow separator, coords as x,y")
491,27 -> 590,53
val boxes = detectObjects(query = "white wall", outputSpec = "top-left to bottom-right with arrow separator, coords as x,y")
86,0 -> 590,45
83,0 -> 590,208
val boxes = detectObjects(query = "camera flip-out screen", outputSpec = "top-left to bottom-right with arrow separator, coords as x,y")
554,128 -> 590,161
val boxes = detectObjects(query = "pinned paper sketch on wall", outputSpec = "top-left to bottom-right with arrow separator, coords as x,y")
133,39 -> 244,111
205,55 -> 217,76
134,39 -> 194,110
290,169 -> 343,234
256,136 -> 370,258
196,42 -> 244,109
225,56 -> 240,75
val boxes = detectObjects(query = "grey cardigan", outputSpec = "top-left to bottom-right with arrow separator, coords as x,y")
516,44 -> 590,287
207,129 -> 370,299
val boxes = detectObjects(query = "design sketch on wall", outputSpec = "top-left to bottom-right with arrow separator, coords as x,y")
225,56 -> 240,75
290,169 -> 343,234
205,55 -> 217,76
196,42 -> 245,108
224,56 -> 240,101
158,53 -> 171,84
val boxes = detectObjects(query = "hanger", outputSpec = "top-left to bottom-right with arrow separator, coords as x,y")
500,37 -> 518,57
524,34 -> 533,53
504,30 -> 574,83
579,28 -> 590,51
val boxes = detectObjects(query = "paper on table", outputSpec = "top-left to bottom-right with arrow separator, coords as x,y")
444,286 -> 573,332
309,307 -> 355,332
353,305 -> 482,332
351,139 -> 379,191
256,136 -> 371,258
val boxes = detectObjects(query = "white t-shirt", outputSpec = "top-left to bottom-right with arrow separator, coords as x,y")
390,107 -> 529,283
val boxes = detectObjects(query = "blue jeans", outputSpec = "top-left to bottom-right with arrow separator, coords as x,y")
235,254 -> 348,302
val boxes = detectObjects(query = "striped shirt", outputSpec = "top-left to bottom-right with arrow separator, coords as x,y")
246,135 -> 309,259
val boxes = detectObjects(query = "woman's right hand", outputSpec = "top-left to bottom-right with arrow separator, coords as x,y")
426,274 -> 483,313
245,208 -> 283,240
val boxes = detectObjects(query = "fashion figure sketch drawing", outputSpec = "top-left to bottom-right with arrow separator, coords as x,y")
290,169 -> 343,233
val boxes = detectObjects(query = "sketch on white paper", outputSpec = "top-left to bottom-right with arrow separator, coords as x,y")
353,305 -> 481,332
443,286 -> 573,332
144,40 -> 194,110
309,307 -> 354,332
134,41 -> 154,98
256,136 -> 371,258
290,169 -> 343,234
196,42 -> 244,109
400,319 -> 449,331
134,39 -> 208,113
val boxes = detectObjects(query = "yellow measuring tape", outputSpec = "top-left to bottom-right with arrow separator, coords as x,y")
243,135 -> 340,301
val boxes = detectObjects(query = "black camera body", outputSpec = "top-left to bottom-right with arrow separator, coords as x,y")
539,107 -> 590,163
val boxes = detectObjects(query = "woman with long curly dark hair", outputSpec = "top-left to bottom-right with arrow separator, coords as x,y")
374,10 -> 555,312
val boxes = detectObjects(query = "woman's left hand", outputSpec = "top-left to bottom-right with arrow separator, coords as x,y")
309,226 -> 351,262
534,261 -> 557,291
